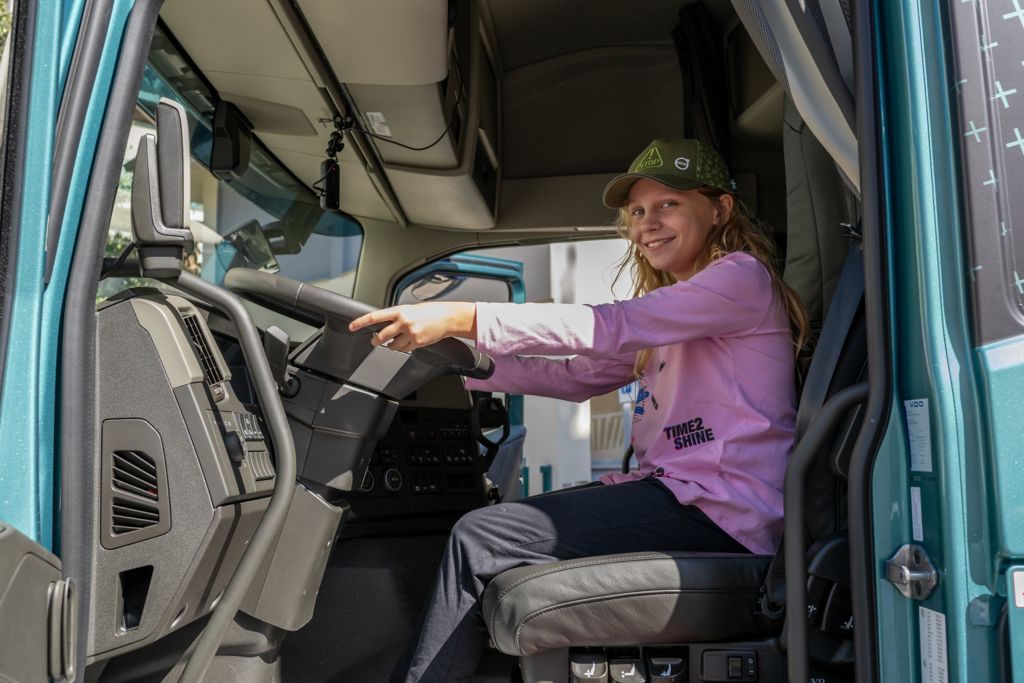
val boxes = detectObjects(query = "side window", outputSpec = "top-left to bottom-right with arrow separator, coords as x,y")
0,2 -> 13,139
0,0 -> 21,384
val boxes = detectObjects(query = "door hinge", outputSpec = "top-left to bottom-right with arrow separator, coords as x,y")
47,578 -> 77,682
885,544 -> 938,600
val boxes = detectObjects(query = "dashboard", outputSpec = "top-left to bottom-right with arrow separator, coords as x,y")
90,284 -> 513,662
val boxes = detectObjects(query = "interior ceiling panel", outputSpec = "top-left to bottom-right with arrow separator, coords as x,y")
485,0 -> 683,70
162,0 -> 311,80
296,0 -> 449,85
502,47 -> 684,179
160,0 -> 392,219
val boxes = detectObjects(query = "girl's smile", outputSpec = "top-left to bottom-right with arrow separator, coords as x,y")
626,178 -> 733,281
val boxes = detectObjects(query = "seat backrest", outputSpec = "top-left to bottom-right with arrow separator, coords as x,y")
782,95 -> 853,335
795,243 -> 866,541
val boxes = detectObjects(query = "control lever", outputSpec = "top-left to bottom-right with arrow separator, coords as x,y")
264,325 -> 298,397
470,395 -> 509,468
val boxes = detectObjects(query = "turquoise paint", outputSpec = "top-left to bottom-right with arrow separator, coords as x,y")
0,0 -> 65,550
58,0 -> 86,94
41,0 -> 136,554
540,464 -> 552,494
0,0 -> 134,550
875,0 -> 997,680
871,407 -> 918,680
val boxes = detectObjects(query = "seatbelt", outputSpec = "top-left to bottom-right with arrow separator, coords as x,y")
761,234 -> 864,617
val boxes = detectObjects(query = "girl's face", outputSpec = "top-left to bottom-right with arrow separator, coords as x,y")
626,178 -> 732,281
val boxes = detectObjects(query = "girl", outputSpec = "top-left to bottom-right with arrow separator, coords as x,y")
350,138 -> 809,683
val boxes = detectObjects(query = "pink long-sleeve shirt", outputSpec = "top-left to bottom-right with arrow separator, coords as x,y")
466,251 -> 796,554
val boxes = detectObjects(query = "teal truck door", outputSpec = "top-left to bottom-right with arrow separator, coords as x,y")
1,1 -> 71,680
0,0 -> 131,679
870,0 -> 1024,680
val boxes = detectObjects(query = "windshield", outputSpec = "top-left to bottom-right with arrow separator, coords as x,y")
99,22 -> 362,341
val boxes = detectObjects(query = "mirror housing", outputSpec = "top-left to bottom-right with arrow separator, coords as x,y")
131,98 -> 193,278
211,100 -> 253,180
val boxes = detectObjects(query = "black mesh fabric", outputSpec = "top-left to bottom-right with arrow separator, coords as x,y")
730,0 -> 788,88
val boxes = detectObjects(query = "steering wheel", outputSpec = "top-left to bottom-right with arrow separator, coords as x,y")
223,268 -> 495,386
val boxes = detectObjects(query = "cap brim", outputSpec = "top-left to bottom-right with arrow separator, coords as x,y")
601,172 -> 705,208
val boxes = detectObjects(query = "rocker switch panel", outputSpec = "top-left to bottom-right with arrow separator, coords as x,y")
701,650 -> 757,681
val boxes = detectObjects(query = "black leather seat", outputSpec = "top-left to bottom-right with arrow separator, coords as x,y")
483,552 -> 775,657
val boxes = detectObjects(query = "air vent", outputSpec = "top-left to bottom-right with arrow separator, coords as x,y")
112,450 -> 159,500
101,419 -> 171,549
111,496 -> 160,535
182,314 -> 224,385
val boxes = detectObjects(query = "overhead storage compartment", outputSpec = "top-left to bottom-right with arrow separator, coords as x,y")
336,0 -> 502,229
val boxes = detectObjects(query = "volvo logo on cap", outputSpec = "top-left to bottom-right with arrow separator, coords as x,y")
674,157 -> 691,171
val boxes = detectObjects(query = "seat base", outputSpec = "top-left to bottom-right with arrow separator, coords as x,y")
483,552 -> 777,658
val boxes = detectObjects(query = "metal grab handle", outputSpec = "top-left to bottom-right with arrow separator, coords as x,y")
785,382 -> 868,683
175,272 -> 298,683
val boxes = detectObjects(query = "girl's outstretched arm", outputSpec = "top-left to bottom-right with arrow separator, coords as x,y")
466,353 -> 635,403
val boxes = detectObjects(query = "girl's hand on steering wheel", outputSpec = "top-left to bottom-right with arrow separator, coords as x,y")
348,302 -> 477,353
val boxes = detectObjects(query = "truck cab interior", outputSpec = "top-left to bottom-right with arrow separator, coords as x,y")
51,1 -> 875,682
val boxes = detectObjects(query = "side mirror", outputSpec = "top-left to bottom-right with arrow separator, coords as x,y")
408,273 -> 466,302
218,219 -> 280,274
131,97 -> 194,278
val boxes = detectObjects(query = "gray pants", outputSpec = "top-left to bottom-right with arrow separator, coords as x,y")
394,478 -> 749,682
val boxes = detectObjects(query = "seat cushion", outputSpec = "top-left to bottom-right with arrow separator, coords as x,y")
482,552 -> 777,657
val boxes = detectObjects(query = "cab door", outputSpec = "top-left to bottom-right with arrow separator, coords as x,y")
0,0 -> 130,679
868,0 -> 1023,680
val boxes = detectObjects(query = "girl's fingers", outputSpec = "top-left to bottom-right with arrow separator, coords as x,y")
372,321 -> 404,347
349,307 -> 401,332
389,333 -> 416,353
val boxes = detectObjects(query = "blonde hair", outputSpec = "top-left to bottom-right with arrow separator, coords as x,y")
613,187 -> 810,377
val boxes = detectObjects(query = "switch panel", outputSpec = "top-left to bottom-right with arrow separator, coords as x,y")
571,652 -> 609,682
609,658 -> 647,682
701,649 -> 757,681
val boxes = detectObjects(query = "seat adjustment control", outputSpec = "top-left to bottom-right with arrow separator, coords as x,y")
647,655 -> 686,682
571,652 -> 609,682
609,658 -> 646,682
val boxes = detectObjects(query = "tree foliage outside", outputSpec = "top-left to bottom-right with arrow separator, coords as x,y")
96,231 -> 151,302
0,5 -> 11,56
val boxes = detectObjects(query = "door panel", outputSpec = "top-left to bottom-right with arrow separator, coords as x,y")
0,522 -> 62,683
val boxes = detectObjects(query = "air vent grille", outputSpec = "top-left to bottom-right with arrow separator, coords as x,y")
183,314 -> 224,385
112,450 -> 158,500
111,496 -> 160,535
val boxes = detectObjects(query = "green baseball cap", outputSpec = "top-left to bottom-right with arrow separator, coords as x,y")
602,138 -> 735,208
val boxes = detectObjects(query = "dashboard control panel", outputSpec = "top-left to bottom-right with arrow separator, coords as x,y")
346,407 -> 489,522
